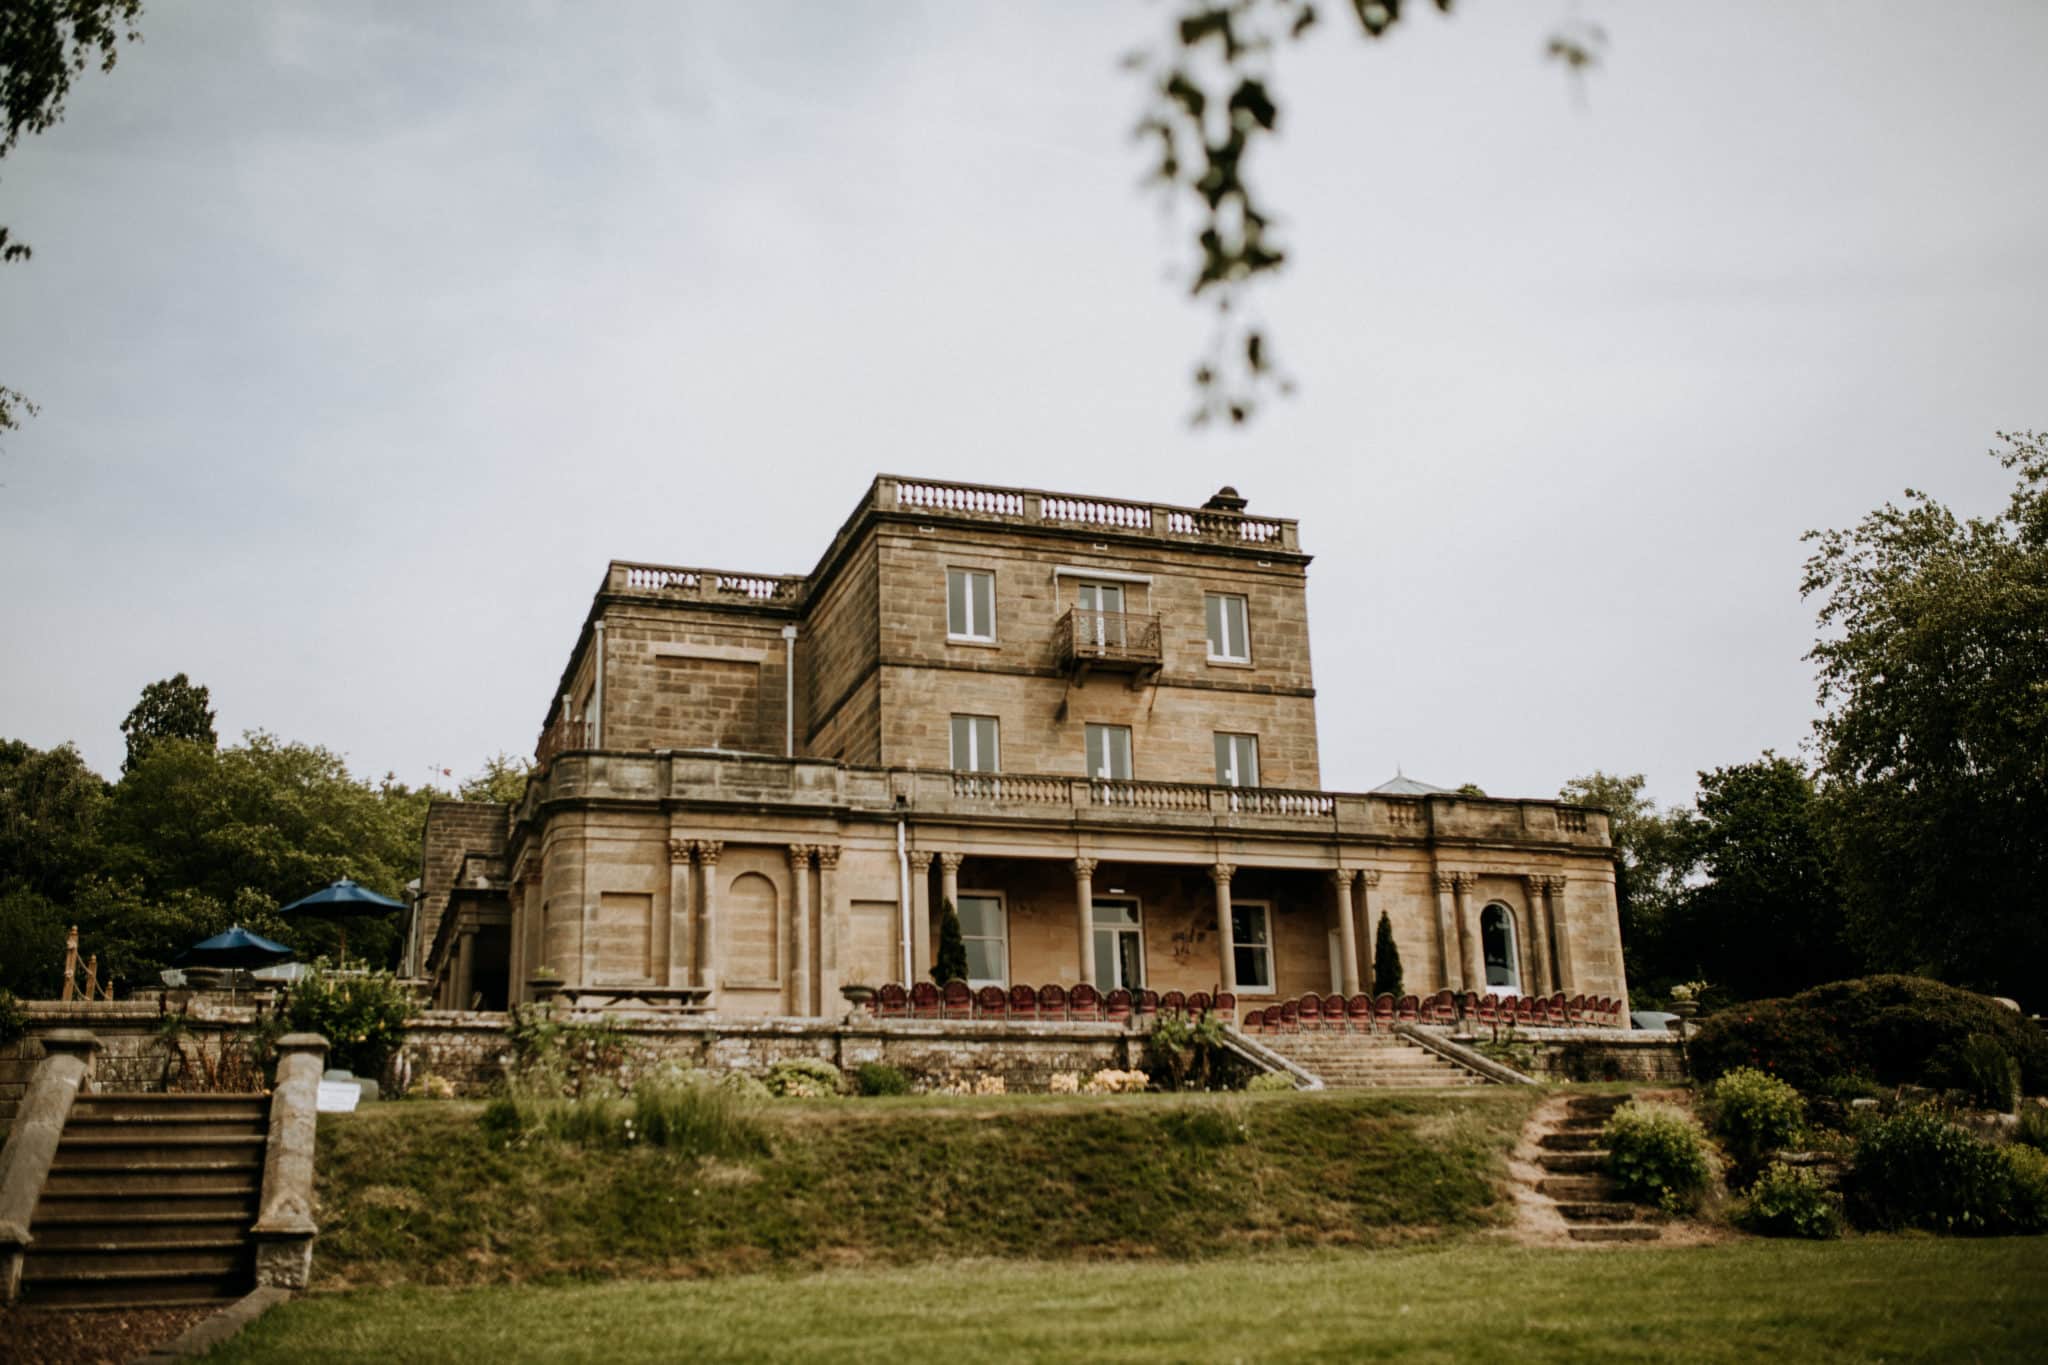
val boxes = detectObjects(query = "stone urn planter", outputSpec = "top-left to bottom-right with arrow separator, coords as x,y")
839,983 -> 876,1023
1670,999 -> 1699,1020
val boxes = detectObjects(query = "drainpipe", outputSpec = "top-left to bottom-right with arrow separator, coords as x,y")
782,624 -> 798,758
897,816 -> 912,986
591,620 -> 606,747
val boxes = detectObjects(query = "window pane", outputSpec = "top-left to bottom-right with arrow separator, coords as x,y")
1232,905 -> 1269,947
951,715 -> 971,767
1214,733 -> 1232,784
974,717 -> 998,771
965,939 -> 1005,984
1205,594 -> 1224,653
1094,929 -> 1117,984
1091,900 -> 1139,927
957,896 -> 1003,938
1117,934 -> 1144,990
947,570 -> 968,636
1224,596 -> 1247,657
1234,944 -> 1271,990
1087,725 -> 1132,780
971,571 -> 994,637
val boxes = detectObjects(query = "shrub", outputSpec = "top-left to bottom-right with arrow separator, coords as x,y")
0,988 -> 24,1046
854,1062 -> 910,1096
1247,1072 -> 1295,1092
2018,1104 -> 2048,1155
930,899 -> 968,986
1845,1107 -> 2044,1234
1083,1068 -> 1150,1094
2003,1144 -> 2048,1233
1688,975 -> 2048,1098
1146,1010 -> 1251,1091
1737,1162 -> 1844,1239
1372,910 -> 1402,998
1705,1067 -> 1806,1185
1603,1101 -> 1711,1213
764,1056 -> 843,1098
281,965 -> 411,1079
1931,1034 -> 2020,1112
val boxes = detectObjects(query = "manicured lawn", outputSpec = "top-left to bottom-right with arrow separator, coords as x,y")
212,1239 -> 2048,1363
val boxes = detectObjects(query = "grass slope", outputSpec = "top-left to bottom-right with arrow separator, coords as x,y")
312,1089 -> 1538,1285
217,1240 -> 2048,1364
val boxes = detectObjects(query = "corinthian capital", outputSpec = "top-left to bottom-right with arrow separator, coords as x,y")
668,838 -> 692,865
1072,857 -> 1099,877
788,844 -> 814,869
694,839 -> 723,866
907,849 -> 934,872
815,845 -> 841,870
939,852 -> 966,873
1210,863 -> 1235,887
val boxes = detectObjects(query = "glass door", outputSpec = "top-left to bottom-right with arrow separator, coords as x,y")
1091,897 -> 1144,990
1076,581 -> 1125,651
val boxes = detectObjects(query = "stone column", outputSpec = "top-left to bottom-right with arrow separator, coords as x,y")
1211,863 -> 1238,994
1358,870 -> 1381,991
1073,857 -> 1098,986
454,926 -> 476,1011
0,1030 -> 99,1302
1453,872 -> 1482,994
695,840 -> 723,994
1544,875 -> 1572,993
667,839 -> 694,989
1433,873 -> 1461,991
1523,874 -> 1554,995
788,844 -> 814,1016
1330,870 -> 1361,997
817,845 -> 842,1005
908,850 -> 934,980
252,1032 -> 329,1290
938,852 -> 964,929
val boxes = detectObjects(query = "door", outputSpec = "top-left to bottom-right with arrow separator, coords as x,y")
1091,897 -> 1144,990
1481,904 -> 1520,995
1076,581 -> 1125,651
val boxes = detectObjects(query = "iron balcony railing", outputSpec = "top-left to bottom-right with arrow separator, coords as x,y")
1053,608 -> 1163,672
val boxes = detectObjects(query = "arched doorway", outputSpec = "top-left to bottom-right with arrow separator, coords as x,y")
1481,903 -> 1520,995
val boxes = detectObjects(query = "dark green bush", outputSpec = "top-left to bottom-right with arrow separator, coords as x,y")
2018,1104 -> 2048,1155
1845,1108 -> 2045,1234
1689,975 -> 2048,1097
1930,1034 -> 2020,1112
1704,1067 -> 1806,1186
0,988 -> 25,1046
1603,1101 -> 1712,1213
282,965 -> 412,1079
1737,1162 -> 1844,1239
854,1062 -> 910,1096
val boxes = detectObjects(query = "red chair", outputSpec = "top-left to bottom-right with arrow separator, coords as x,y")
1348,993 -> 1375,1031
1188,991 -> 1212,1019
1515,996 -> 1536,1026
1298,992 -> 1323,1030
1432,989 -> 1457,1021
1279,999 -> 1299,1032
1038,982 -> 1068,1021
976,985 -> 1007,1019
1476,994 -> 1498,1026
1394,995 -> 1418,1022
942,979 -> 974,1020
1104,988 -> 1132,1025
910,981 -> 941,1019
1550,991 -> 1569,1022
1009,983 -> 1038,1021
1531,997 -> 1550,1027
876,982 -> 909,1019
1160,989 -> 1187,1015
1135,989 -> 1159,1025
1070,982 -> 1103,1020
1212,991 -> 1237,1023
1374,992 -> 1396,1025
1565,993 -> 1586,1025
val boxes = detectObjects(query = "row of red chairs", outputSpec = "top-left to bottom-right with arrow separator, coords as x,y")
1239,989 -> 1625,1033
868,980 -> 1238,1023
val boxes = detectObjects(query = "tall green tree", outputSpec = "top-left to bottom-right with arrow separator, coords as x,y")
1662,753 -> 1852,1000
1558,770 -> 1695,991
0,738 -> 110,995
460,751 -> 534,806
1,0 -> 145,431
1801,431 -> 2048,1001
931,899 -> 969,986
120,673 -> 217,773
1371,908 -> 1402,998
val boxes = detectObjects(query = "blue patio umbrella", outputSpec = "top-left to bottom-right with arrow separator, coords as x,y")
277,878 -> 405,961
176,925 -> 295,969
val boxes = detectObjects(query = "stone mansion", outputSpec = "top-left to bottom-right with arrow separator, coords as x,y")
414,476 -> 1627,1019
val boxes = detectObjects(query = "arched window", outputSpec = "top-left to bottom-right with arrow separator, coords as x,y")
1481,903 -> 1519,993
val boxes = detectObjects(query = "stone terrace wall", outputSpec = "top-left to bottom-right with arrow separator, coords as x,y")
0,999 -> 272,1125
397,1012 -> 1145,1097
1512,1030 -> 1688,1083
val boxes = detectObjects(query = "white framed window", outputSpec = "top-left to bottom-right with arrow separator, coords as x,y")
1204,593 -> 1250,662
1232,900 -> 1275,994
1481,903 -> 1521,993
950,714 -> 1000,772
1214,732 -> 1260,788
1085,724 -> 1133,780
947,568 -> 996,641
956,892 -> 1009,988
1091,897 -> 1145,991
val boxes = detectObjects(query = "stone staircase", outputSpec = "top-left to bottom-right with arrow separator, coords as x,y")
1533,1092 -> 1661,1243
20,1093 -> 267,1307
1256,1029 -> 1494,1088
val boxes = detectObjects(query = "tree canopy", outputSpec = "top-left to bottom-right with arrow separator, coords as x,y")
119,671 -> 216,772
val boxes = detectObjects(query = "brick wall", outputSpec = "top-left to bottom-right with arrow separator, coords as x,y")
420,801 -> 510,963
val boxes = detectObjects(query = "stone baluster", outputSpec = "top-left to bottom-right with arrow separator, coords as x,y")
1073,857 -> 1098,986
1330,869 -> 1361,997
1212,863 -> 1238,993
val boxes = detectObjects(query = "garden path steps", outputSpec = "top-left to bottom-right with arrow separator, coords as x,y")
1521,1091 -> 1662,1244
1254,1029 -> 1494,1088
18,1092 -> 265,1307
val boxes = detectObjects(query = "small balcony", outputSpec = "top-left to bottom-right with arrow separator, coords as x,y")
1054,608 -> 1163,686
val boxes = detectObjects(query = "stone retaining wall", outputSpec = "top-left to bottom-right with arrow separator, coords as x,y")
1,999 -> 274,1125
1510,1029 -> 1689,1083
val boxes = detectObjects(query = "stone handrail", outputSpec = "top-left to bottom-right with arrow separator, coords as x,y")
1392,1022 -> 1539,1086
607,561 -> 806,604
1220,1027 -> 1324,1091
250,1032 -> 329,1289
0,1029 -> 99,1301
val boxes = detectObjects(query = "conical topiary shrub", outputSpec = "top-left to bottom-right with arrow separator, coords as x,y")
1372,909 -> 1403,998
931,898 -> 970,985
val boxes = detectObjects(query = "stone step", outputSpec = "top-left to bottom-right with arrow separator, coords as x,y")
23,1239 -> 251,1279
1537,1175 -> 1622,1201
70,1093 -> 269,1123
33,1189 -> 260,1220
1565,1094 -> 1631,1117
1554,1201 -> 1637,1223
43,1163 -> 264,1198
18,1266 -> 253,1308
1537,1131 -> 1606,1152
29,1213 -> 256,1247
1536,1151 -> 1606,1175
1567,1224 -> 1661,1243
53,1135 -> 267,1168
64,1115 -> 269,1140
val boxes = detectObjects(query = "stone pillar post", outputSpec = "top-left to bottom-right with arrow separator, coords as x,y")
1454,872 -> 1482,995
1543,875 -> 1572,993
667,839 -> 694,988
1072,857 -> 1098,986
1358,870 -> 1381,991
817,845 -> 842,1005
1330,870 -> 1361,997
1433,872 -> 1461,991
938,852 -> 964,915
252,1032 -> 329,1289
908,850 -> 934,980
1523,874 -> 1554,995
695,841 -> 723,994
1211,863 -> 1238,993
0,1030 -> 99,1302
788,844 -> 814,1016
454,927 -> 476,1011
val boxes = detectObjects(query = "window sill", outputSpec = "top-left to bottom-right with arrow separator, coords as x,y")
1205,656 -> 1255,669
946,636 -> 1001,650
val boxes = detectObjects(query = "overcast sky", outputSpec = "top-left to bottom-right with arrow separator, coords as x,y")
2,1 -> 2042,811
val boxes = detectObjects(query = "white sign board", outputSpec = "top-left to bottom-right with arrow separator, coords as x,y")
316,1080 -> 362,1113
